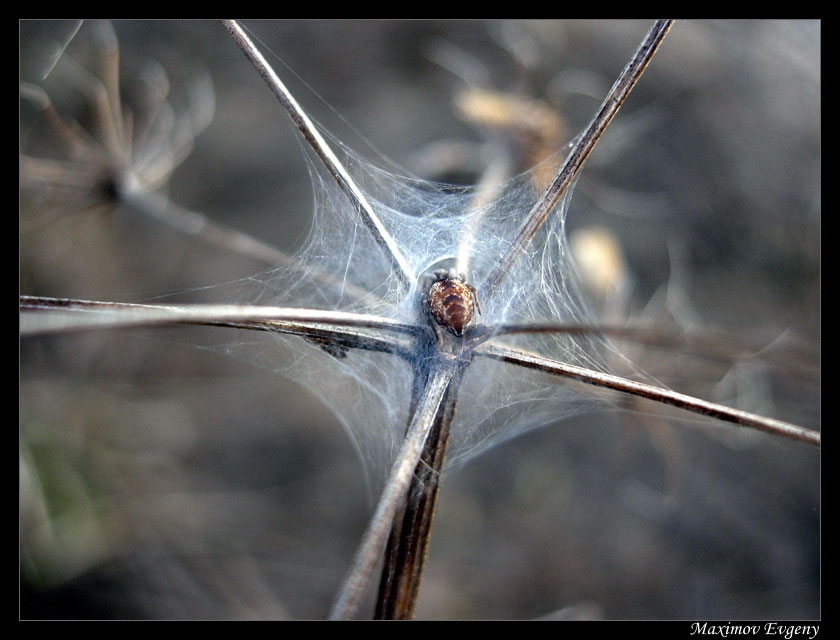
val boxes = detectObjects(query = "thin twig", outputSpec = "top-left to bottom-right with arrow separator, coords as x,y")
479,19 -> 674,304
19,296 -> 418,339
22,294 -> 817,447
474,340 -> 820,447
221,20 -> 416,291
121,190 -> 288,265
469,321 -> 820,382
120,190 -> 382,308
38,20 -> 84,81
19,155 -> 104,191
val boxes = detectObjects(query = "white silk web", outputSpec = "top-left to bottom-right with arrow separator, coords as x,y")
234,116 -> 638,477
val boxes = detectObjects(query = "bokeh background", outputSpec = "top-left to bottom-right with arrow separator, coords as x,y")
20,20 -> 819,619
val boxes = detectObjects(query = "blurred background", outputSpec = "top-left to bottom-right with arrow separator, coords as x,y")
20,20 -> 819,619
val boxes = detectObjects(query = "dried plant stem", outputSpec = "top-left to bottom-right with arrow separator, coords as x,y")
122,189 -> 287,265
475,341 -> 820,447
22,294 -> 818,448
97,20 -> 126,157
346,23 -> 677,610
375,350 -> 465,619
59,31 -> 128,165
19,290 -> 820,620
455,150 -> 513,278
221,19 -> 416,291
119,190 -> 380,307
37,20 -> 83,81
479,19 -> 674,304
19,155 -> 103,191
19,295 -> 417,340
329,356 -> 467,619
471,322 -> 820,382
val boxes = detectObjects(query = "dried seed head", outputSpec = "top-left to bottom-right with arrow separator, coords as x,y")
427,275 -> 476,336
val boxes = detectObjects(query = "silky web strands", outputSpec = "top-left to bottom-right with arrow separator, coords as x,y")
234,113 -> 645,479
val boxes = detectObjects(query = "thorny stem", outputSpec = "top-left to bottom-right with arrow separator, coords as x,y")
479,19 -> 674,305
221,19 -> 416,292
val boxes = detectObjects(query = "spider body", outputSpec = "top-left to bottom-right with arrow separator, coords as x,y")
424,269 -> 479,336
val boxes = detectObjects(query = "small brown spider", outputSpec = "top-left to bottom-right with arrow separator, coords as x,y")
422,269 -> 480,336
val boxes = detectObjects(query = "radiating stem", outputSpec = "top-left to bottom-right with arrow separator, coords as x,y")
329,354 -> 467,619
19,295 -> 417,339
221,20 -> 416,292
122,189 -> 287,265
468,322 -> 820,382
455,148 -> 513,278
375,346 -> 466,619
119,189 -> 381,307
59,33 -> 128,165
479,19 -> 674,304
19,83 -> 99,161
475,340 -> 820,447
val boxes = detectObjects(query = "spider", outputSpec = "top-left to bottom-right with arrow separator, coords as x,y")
422,269 -> 481,337
21,20 -> 820,617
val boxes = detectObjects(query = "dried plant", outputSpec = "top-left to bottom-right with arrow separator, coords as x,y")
20,20 -> 819,620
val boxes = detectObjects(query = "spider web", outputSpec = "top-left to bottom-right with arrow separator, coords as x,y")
225,122 -> 646,479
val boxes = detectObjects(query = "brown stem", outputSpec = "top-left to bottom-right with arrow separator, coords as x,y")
479,20 -> 674,305
221,19 -> 416,291
375,362 -> 463,619
120,189 -> 381,307
475,340 -> 820,447
329,356 -> 465,619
